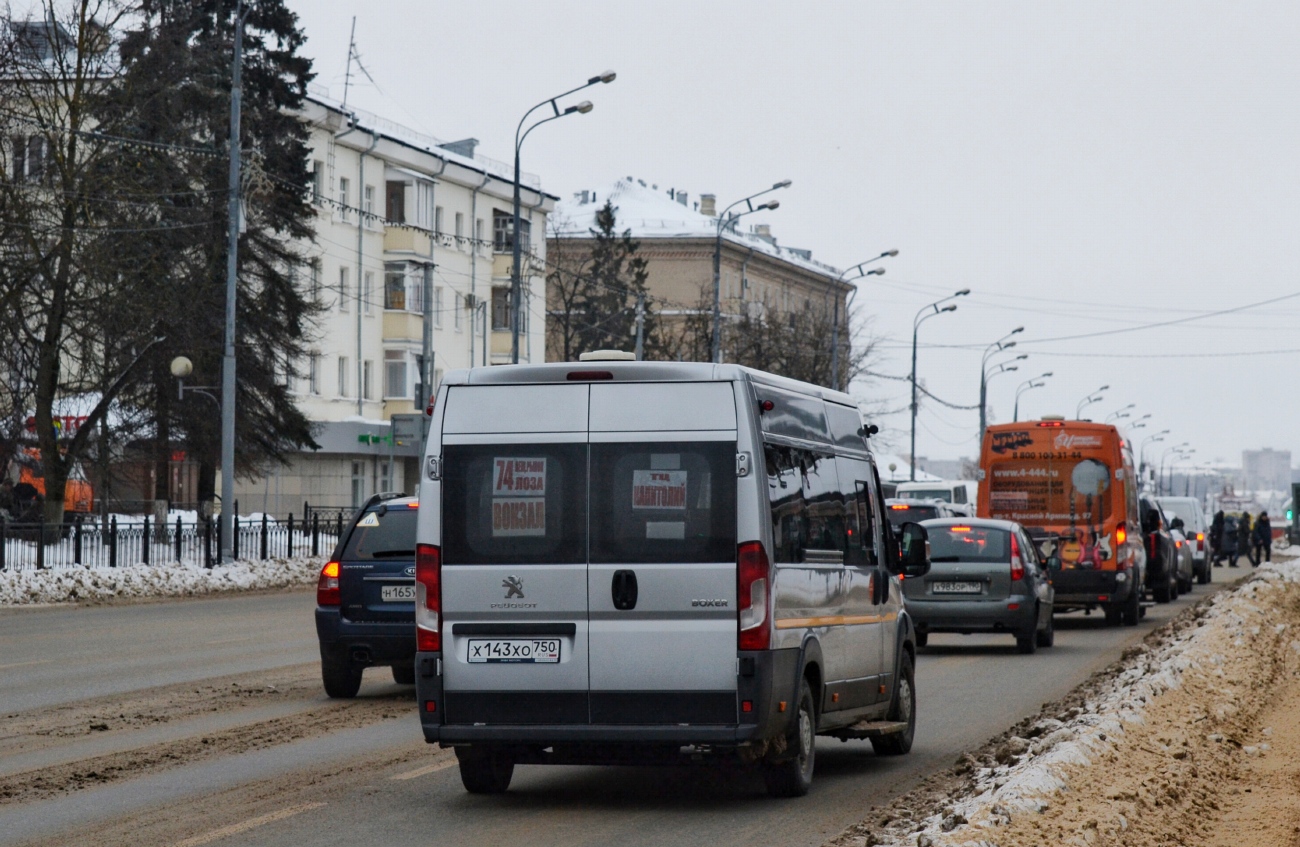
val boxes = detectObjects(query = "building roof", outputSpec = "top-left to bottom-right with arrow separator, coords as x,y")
549,178 -> 844,281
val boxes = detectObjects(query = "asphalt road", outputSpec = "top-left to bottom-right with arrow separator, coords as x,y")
0,569 -> 1250,847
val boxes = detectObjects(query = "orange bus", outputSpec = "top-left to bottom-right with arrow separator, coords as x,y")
977,418 -> 1145,626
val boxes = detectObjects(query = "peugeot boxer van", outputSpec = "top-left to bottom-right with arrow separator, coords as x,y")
413,361 -> 929,797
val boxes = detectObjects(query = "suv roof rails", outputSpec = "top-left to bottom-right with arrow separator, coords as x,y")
361,491 -> 407,512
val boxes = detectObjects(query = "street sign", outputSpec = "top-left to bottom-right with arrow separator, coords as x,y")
391,414 -> 423,443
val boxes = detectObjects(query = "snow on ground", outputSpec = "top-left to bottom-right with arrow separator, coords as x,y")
0,556 -> 322,606
830,554 -> 1300,847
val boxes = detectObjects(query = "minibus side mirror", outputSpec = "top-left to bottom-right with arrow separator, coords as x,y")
893,521 -> 930,578
1045,555 -> 1062,572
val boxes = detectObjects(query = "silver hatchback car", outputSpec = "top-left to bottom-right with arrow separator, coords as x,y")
904,518 -> 1057,654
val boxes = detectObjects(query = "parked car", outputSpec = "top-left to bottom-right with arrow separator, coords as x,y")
1167,523 -> 1196,594
415,360 -> 931,797
1140,495 -> 1183,603
315,493 -> 419,698
905,518 -> 1056,654
885,498 -> 959,530
1157,496 -> 1210,584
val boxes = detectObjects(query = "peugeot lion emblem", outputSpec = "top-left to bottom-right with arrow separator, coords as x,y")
502,576 -> 525,599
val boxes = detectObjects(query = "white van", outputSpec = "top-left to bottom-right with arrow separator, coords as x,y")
413,361 -> 930,797
895,479 -> 977,516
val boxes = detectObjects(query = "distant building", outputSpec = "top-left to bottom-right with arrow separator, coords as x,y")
1242,448 -> 1291,492
546,178 -> 850,365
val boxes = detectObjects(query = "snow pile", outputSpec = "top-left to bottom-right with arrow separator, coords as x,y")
0,556 -> 322,606
837,558 -> 1300,847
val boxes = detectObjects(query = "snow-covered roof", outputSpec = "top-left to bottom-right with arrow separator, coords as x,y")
549,178 -> 844,281
874,454 -> 942,482
305,85 -> 544,193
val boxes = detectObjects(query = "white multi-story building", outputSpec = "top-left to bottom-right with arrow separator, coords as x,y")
232,90 -> 554,514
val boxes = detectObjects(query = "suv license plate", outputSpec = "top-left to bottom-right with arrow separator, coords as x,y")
381,585 -> 416,601
467,639 -> 562,664
932,581 -> 982,594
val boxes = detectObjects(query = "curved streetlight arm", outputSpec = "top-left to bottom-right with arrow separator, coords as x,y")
517,103 -> 591,153
514,73 -> 614,151
718,181 -> 791,233
840,250 -> 899,282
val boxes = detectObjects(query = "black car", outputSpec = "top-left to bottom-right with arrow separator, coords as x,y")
1140,495 -> 1179,603
315,493 -> 419,698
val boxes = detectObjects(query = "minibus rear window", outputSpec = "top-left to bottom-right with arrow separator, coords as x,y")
589,442 -> 737,564
442,443 -> 586,565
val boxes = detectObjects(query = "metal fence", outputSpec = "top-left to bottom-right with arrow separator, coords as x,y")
0,512 -> 344,572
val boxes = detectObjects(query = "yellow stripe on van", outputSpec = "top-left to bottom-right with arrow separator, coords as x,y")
775,612 -> 898,629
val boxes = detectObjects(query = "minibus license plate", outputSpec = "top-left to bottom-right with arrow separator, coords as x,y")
467,639 -> 562,664
932,581 -> 981,594
381,585 -> 416,601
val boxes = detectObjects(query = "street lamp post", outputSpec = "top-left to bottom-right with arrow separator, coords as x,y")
511,71 -> 615,364
1075,385 -> 1110,419
1138,430 -> 1170,483
711,181 -> 792,363
1158,443 -> 1191,495
831,249 -> 897,390
1013,372 -> 1052,422
1105,403 -> 1136,422
910,290 -> 969,480
978,327 -> 1024,439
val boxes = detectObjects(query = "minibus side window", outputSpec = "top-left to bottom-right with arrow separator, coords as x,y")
850,481 -> 879,567
766,444 -> 845,564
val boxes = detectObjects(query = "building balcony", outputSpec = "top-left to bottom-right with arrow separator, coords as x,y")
384,227 -> 433,258
383,310 -> 424,343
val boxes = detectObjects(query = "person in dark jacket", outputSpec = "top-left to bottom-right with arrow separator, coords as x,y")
1223,513 -> 1240,567
1253,511 -> 1272,565
1210,510 -> 1225,566
1237,512 -> 1254,567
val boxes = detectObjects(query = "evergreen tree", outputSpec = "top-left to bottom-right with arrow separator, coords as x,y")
98,0 -> 319,506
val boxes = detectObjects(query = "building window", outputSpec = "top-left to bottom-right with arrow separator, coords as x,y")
416,182 -> 432,228
384,350 -> 408,399
363,272 -> 374,315
475,218 -> 483,250
308,353 -> 320,395
492,209 -> 530,253
351,460 -> 366,508
435,205 -> 444,235
433,286 -> 443,328
363,359 -> 373,400
338,176 -> 350,221
338,266 -> 349,312
384,265 -> 406,310
455,212 -> 464,246
311,160 -> 324,201
363,184 -> 375,220
491,286 -> 512,331
454,292 -> 463,331
386,181 -> 405,223
338,356 -> 349,397
309,260 -> 321,303
379,459 -> 392,495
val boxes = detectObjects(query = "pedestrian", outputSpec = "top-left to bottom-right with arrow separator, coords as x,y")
1210,510 -> 1225,566
1223,513 -> 1240,567
1237,512 -> 1254,567
0,478 -> 13,520
12,479 -> 37,516
1253,511 -> 1272,565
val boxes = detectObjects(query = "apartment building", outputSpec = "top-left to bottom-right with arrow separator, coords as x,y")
231,90 -> 555,513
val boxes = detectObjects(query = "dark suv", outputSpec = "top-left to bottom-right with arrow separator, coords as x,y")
315,493 -> 419,698
1140,495 -> 1179,603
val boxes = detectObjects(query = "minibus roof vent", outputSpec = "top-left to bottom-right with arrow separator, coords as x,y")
1039,415 -> 1066,421
577,350 -> 636,362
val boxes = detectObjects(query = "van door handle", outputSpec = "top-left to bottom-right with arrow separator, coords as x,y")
611,570 -> 638,611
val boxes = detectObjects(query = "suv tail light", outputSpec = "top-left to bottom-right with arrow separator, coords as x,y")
1196,532 -> 1205,551
317,561 -> 340,606
737,541 -> 771,651
415,544 -> 442,652
1009,533 -> 1025,582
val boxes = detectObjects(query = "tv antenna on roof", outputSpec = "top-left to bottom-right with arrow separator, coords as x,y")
341,16 -> 377,110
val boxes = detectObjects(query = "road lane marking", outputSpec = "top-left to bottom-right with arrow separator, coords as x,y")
0,659 -> 51,671
173,801 -> 325,847
391,759 -> 457,780
204,636 -> 257,645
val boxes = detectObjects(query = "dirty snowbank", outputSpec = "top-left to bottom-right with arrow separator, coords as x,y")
0,556 -> 321,606
828,557 -> 1300,847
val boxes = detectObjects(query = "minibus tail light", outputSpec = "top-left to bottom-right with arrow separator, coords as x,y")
737,541 -> 771,651
1115,523 -> 1127,546
1009,533 -> 1024,582
415,544 -> 442,652
317,561 -> 340,606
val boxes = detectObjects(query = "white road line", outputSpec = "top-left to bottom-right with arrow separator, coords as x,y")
173,801 -> 326,847
391,759 -> 457,780
0,659 -> 51,671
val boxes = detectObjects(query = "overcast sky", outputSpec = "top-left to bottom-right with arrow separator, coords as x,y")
286,1 -> 1300,469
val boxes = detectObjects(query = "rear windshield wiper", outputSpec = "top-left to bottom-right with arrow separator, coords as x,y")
928,555 -> 964,562
367,549 -> 416,558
